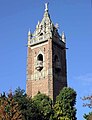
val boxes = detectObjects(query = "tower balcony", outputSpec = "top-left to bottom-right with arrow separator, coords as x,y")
36,60 -> 43,71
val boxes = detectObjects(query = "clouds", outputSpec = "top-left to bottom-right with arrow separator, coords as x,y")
73,73 -> 92,96
76,73 -> 92,86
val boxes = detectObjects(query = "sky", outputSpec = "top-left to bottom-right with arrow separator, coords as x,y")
0,0 -> 92,119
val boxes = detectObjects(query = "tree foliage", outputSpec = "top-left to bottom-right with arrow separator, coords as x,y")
0,87 -> 77,120
33,92 -> 53,120
13,87 -> 41,120
84,112 -> 92,120
54,87 -> 77,120
82,95 -> 92,120
82,95 -> 92,108
0,92 -> 22,120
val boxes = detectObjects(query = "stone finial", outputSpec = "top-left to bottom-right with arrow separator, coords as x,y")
36,21 -> 40,28
45,3 -> 49,11
28,29 -> 31,36
61,31 -> 66,43
55,23 -> 59,29
28,29 -> 31,47
38,21 -> 40,25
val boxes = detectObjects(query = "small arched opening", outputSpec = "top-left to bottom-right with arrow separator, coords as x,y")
36,54 -> 43,71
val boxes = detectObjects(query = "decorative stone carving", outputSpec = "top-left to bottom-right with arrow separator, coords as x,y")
36,60 -> 43,71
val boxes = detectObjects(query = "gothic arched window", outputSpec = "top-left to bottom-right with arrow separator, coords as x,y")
37,54 -> 43,61
36,54 -> 43,71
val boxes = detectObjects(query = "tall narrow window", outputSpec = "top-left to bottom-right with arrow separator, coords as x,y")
54,55 -> 61,71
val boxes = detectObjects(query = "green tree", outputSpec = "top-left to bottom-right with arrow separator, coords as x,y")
33,92 -> 53,120
54,87 -> 77,120
13,87 -> 42,120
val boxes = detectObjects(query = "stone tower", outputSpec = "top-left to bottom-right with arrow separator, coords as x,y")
26,3 -> 67,101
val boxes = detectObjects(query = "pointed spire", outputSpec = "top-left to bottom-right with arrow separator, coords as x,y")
28,28 -> 31,36
38,21 -> 40,25
45,3 -> 49,11
27,29 -> 31,47
61,32 -> 66,43
36,21 -> 40,28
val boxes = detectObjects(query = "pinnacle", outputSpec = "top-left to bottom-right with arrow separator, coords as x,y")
45,3 -> 49,11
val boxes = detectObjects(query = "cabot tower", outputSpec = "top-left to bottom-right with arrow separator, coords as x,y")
26,3 -> 67,101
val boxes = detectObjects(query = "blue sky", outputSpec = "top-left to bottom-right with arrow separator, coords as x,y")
0,0 -> 92,119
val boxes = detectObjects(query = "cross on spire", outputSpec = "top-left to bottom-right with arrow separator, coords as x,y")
45,3 -> 49,11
